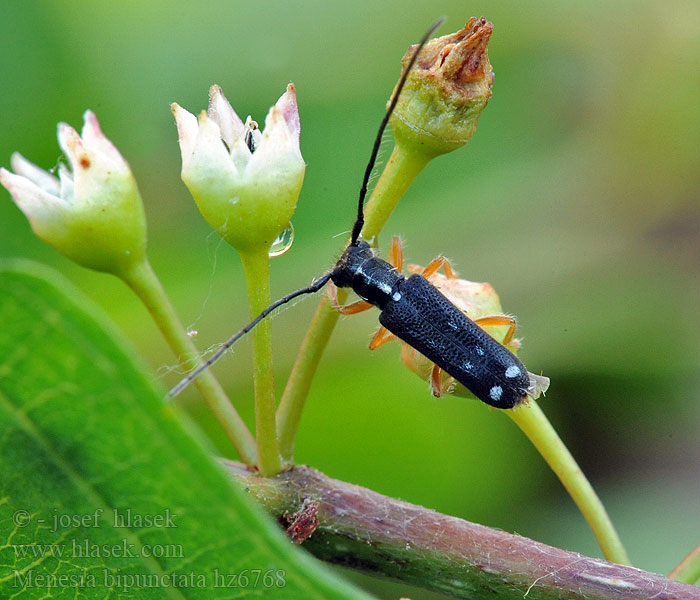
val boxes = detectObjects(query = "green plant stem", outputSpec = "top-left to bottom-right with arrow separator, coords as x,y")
507,400 -> 630,565
276,142 -> 429,461
120,259 -> 257,465
669,542 -> 700,584
359,142 -> 431,244
276,291 -> 344,462
239,247 -> 281,476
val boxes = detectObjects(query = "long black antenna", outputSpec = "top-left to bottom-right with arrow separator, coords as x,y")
350,16 -> 445,245
169,20 -> 444,398
169,272 -> 333,398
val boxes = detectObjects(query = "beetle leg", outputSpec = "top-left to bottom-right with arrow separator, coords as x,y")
422,256 -> 458,279
430,365 -> 455,397
388,235 -> 404,271
337,301 -> 374,314
473,315 -> 517,346
431,365 -> 443,397
327,283 -> 374,315
369,326 -> 397,350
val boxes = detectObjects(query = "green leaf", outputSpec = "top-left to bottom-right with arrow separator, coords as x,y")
0,260 -> 372,599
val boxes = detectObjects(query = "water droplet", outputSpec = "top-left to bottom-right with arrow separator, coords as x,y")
187,329 -> 198,338
269,223 -> 294,257
229,196 -> 240,205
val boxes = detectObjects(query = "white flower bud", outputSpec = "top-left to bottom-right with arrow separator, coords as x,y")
172,84 -> 305,253
0,110 -> 146,274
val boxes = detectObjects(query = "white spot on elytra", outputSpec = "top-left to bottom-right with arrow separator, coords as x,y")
463,361 -> 473,371
489,385 -> 503,401
475,346 -> 485,356
392,292 -> 402,301
505,365 -> 521,378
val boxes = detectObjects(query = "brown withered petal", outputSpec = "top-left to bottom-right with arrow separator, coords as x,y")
401,17 -> 494,100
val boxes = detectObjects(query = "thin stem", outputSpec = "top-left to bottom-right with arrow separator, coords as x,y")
120,259 -> 256,464
507,400 -> 630,565
276,290 -> 344,462
359,142 -> 431,244
239,247 -> 281,476
669,542 -> 700,584
276,142 -> 429,461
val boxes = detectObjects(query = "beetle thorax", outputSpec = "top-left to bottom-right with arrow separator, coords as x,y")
331,241 -> 403,309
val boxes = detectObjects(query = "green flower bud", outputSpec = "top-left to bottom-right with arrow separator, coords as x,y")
172,84 -> 305,254
0,111 -> 147,275
390,17 -> 495,157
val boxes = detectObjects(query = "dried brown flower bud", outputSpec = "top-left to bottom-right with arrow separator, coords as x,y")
390,18 -> 495,156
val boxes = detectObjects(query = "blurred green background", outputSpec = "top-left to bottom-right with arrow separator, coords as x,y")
1,1 -> 698,597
